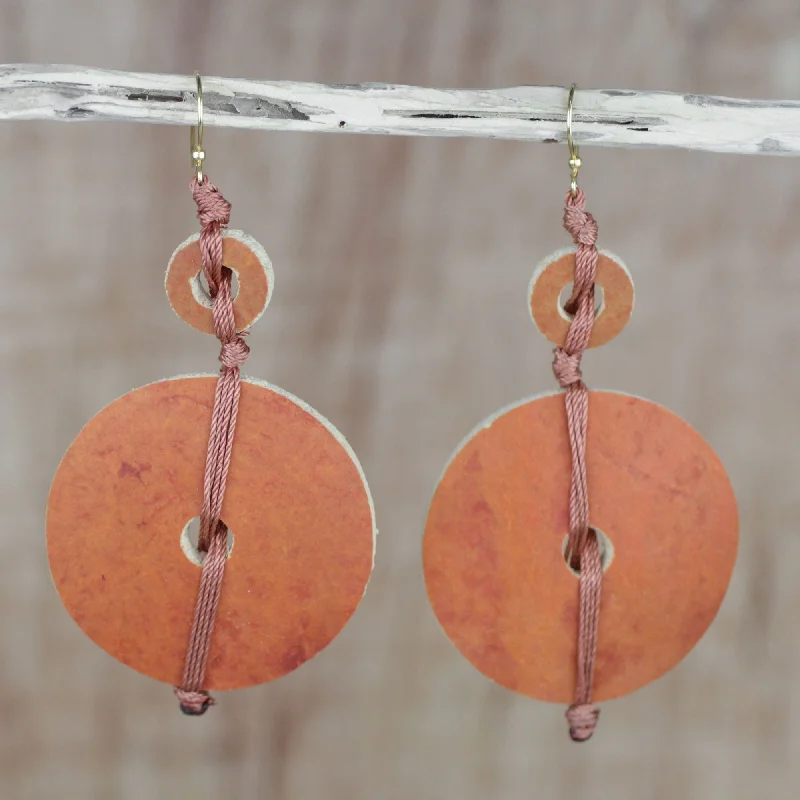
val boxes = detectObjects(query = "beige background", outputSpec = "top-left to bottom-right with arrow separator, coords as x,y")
2,2 -> 800,798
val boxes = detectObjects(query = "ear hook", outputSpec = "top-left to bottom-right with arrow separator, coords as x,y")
566,84 -> 581,196
190,72 -> 205,183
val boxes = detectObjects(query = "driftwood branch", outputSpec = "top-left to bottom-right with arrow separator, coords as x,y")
1,64 -> 800,155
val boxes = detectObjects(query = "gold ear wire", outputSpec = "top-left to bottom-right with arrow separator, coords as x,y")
190,72 -> 205,183
567,84 -> 581,196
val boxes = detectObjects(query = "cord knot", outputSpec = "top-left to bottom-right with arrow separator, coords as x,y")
553,348 -> 583,388
192,178 -> 232,228
220,335 -> 250,369
566,703 -> 600,741
175,688 -> 216,716
563,191 -> 598,247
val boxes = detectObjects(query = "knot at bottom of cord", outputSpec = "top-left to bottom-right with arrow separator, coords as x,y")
175,688 -> 216,716
566,703 -> 599,741
553,348 -> 583,388
220,335 -> 250,369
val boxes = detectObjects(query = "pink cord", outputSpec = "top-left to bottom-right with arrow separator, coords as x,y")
552,189 -> 604,741
174,177 -> 250,715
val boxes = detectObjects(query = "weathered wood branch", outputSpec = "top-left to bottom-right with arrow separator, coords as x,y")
1,64 -> 799,155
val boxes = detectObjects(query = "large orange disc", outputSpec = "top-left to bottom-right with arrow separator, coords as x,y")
47,376 -> 375,690
423,391 -> 738,702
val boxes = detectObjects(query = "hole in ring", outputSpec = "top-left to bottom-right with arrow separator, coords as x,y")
180,516 -> 235,567
190,267 -> 240,310
558,282 -> 605,322
562,528 -> 614,577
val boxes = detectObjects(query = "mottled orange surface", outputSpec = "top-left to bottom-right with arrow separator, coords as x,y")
166,234 -> 271,334
530,251 -> 634,348
424,391 -> 738,702
47,377 -> 374,690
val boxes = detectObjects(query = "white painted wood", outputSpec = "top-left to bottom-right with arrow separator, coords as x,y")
1,64 -> 800,155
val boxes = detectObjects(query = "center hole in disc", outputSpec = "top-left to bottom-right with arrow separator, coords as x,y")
180,516 -> 235,567
559,282 -> 604,320
562,528 -> 614,576
192,267 -> 240,307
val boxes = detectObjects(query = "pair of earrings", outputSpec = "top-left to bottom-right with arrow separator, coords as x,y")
46,81 -> 738,741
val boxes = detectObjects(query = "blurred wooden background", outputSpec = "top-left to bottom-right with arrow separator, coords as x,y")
2,1 -> 800,798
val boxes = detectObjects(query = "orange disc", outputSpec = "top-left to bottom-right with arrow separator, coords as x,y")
165,229 -> 274,334
423,391 -> 737,702
529,247 -> 634,348
47,376 -> 375,690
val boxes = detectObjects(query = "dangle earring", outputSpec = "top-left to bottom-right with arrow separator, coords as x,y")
423,85 -> 738,740
46,73 -> 376,714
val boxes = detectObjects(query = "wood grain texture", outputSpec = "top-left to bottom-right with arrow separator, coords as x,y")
2,1 -> 800,798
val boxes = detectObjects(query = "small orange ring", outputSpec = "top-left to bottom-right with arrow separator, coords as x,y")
165,229 -> 274,334
529,247 -> 634,349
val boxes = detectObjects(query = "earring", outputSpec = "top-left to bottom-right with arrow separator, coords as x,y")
46,73 -> 376,715
423,85 -> 738,741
